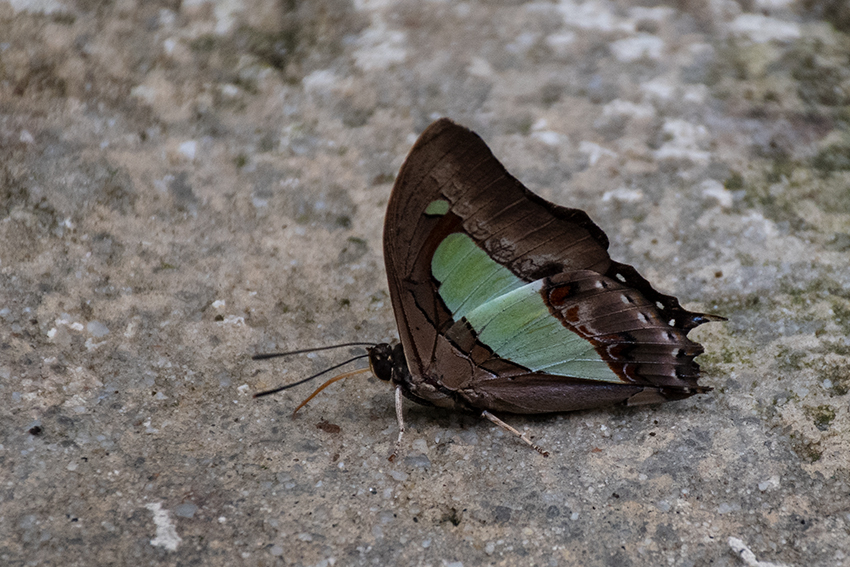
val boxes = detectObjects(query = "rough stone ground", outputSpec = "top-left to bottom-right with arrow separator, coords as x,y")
1,1 -> 849,566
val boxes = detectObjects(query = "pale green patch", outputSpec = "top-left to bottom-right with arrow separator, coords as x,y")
425,199 -> 450,216
431,232 -> 621,382
432,233 -> 524,319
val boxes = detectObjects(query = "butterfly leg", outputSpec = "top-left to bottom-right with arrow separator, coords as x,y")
481,410 -> 549,457
388,385 -> 405,462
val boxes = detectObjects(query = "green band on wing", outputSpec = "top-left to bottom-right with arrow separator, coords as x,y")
431,232 -> 621,383
432,232 -> 526,319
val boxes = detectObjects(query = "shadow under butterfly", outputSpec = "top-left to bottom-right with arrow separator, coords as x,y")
254,118 -> 725,459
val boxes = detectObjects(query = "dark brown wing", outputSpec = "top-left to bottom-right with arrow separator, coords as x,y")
383,118 -> 721,412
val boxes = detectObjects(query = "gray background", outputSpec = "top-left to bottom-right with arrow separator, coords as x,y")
1,0 -> 849,565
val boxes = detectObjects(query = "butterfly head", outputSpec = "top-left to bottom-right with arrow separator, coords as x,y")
367,343 -> 395,382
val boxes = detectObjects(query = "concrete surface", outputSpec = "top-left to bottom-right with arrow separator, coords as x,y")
1,0 -> 849,565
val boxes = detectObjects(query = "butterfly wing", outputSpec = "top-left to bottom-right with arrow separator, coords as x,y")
383,118 -> 721,413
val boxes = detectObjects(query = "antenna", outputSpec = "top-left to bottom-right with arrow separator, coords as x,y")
251,341 -> 376,361
253,352 -> 370,398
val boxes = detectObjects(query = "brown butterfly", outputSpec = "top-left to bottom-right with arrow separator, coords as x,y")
255,119 -> 724,458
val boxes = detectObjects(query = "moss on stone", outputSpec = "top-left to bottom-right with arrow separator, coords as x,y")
805,404 -> 837,430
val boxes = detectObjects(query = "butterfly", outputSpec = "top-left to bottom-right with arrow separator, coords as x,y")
256,118 -> 724,458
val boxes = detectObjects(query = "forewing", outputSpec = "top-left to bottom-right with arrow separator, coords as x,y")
384,119 -> 611,375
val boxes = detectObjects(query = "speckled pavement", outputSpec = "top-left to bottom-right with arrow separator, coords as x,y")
1,1 -> 849,566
